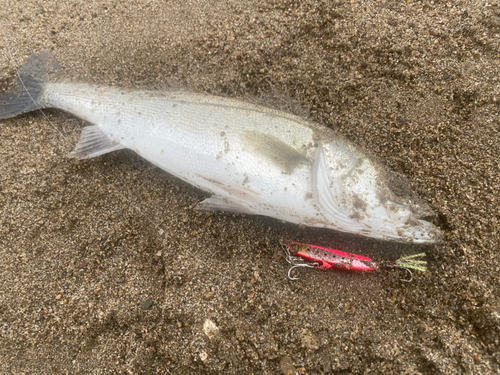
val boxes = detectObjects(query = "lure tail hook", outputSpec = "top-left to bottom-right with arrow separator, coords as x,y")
383,252 -> 427,282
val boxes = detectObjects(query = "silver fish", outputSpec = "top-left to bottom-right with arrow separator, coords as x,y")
0,51 -> 442,243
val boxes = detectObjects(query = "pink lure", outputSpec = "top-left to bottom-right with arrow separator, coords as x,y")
286,240 -> 377,272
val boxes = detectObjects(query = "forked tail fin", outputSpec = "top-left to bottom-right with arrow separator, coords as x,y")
0,50 -> 60,119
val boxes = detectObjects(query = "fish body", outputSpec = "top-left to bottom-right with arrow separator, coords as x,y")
0,51 -> 442,243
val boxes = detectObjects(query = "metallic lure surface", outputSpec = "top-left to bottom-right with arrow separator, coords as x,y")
285,240 -> 377,272
0,51 -> 443,243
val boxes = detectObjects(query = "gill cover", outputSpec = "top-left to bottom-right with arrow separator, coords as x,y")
313,140 -> 442,243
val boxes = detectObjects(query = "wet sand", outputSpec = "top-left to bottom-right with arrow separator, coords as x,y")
1,0 -> 499,373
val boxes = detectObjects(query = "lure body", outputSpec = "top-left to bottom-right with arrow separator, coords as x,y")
285,240 -> 427,282
286,240 -> 377,272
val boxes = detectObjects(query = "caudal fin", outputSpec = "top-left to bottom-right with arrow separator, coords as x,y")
0,50 -> 60,119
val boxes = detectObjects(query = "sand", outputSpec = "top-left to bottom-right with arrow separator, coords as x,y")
0,0 -> 499,373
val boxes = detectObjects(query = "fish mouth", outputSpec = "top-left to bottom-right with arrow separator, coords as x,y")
405,203 -> 443,242
412,218 -> 444,243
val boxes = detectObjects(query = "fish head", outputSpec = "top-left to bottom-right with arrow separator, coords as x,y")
313,140 -> 443,243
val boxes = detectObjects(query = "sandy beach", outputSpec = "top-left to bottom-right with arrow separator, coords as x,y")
0,0 -> 499,373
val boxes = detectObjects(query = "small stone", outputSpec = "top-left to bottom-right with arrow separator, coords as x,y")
300,329 -> 320,350
253,271 -> 262,282
204,291 -> 214,300
199,352 -> 208,362
203,318 -> 219,339
279,355 -> 295,375
142,300 -> 152,310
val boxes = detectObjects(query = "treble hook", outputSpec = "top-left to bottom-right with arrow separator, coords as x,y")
280,240 -> 318,280
287,263 -> 318,280
400,268 -> 413,283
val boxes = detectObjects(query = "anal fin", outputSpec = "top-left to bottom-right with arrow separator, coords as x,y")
69,125 -> 124,159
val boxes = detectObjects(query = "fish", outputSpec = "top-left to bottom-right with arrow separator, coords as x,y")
0,51 -> 442,243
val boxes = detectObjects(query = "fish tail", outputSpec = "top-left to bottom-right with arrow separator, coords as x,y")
0,50 -> 60,119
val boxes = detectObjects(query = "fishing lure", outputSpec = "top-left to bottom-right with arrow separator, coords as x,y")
283,240 -> 427,282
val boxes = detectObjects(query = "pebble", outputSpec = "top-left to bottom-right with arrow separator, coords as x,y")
279,355 -> 295,375
203,319 -> 219,340
142,300 -> 152,310
300,329 -> 320,350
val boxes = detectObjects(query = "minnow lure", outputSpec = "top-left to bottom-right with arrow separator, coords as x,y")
283,240 -> 427,282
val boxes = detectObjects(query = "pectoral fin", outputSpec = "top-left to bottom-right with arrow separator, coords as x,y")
243,130 -> 308,173
69,125 -> 124,159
